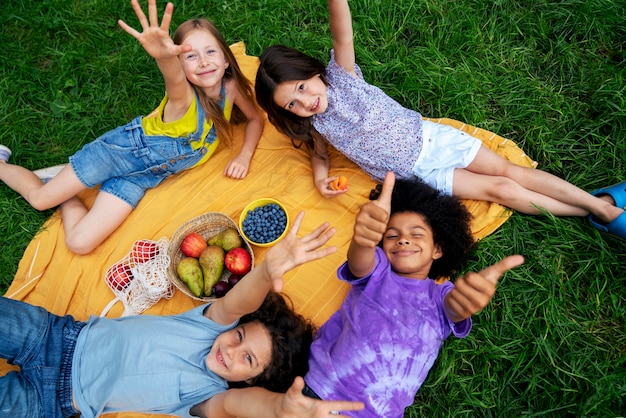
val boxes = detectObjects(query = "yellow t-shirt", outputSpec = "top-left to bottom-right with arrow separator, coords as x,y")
142,94 -> 232,167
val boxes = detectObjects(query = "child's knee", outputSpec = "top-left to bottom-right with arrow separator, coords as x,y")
488,177 -> 521,202
26,191 -> 56,211
64,234 -> 97,255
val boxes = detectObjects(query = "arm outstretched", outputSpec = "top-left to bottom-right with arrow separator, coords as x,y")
443,255 -> 524,323
118,0 -> 194,120
191,377 -> 364,418
205,212 -> 337,325
347,171 -> 395,277
328,0 -> 356,75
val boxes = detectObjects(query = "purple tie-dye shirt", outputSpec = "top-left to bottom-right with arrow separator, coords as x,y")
305,247 -> 471,418
312,50 -> 424,182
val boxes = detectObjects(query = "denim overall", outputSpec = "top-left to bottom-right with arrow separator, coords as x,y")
69,86 -> 226,208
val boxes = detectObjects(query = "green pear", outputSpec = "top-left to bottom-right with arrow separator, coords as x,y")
207,228 -> 243,252
176,257 -> 204,297
199,246 -> 225,296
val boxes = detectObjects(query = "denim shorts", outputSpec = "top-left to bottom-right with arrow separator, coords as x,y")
69,117 -> 208,208
412,120 -> 482,195
0,297 -> 85,418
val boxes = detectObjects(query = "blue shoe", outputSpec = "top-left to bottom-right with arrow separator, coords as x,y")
589,211 -> 626,241
590,180 -> 626,210
0,145 -> 11,163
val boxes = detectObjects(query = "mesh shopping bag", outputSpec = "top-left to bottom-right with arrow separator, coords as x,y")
101,237 -> 174,317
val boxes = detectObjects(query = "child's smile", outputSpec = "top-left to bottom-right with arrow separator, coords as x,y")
273,75 -> 328,117
179,29 -> 229,97
206,322 -> 271,383
383,212 -> 442,279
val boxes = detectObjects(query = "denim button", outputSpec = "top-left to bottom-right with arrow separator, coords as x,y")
201,148 -> 208,154
152,167 -> 159,173
161,164 -> 167,169
169,159 -> 176,164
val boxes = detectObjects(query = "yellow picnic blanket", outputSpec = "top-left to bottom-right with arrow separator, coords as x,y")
1,43 -> 536,417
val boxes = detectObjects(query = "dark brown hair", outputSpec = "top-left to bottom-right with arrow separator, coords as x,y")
234,292 -> 316,393
255,45 -> 328,155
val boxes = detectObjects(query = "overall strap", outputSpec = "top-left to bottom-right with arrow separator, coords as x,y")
188,83 -> 227,145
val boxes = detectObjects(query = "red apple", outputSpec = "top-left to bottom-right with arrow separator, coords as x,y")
224,247 -> 252,275
107,263 -> 134,291
180,232 -> 207,258
130,240 -> 159,263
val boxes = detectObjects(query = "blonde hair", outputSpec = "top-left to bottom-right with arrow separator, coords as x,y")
173,19 -> 255,147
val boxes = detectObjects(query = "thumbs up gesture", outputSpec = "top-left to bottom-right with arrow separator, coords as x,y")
347,172 -> 396,277
444,255 -> 525,323
352,171 -> 396,248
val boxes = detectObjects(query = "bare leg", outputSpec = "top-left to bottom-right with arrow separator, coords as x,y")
453,146 -> 623,223
0,162 -> 85,210
61,191 -> 133,255
1,159 -> 133,254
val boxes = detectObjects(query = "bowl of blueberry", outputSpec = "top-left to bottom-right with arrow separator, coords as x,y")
239,198 -> 289,247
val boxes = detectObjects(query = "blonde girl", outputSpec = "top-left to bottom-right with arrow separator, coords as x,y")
0,0 -> 263,254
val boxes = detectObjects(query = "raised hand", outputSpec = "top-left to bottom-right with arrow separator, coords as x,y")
276,377 -> 365,417
263,212 -> 337,292
444,255 -> 525,323
352,171 -> 395,248
118,0 -> 190,60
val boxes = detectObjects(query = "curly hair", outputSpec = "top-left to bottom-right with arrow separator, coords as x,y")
376,178 -> 476,279
232,292 -> 315,393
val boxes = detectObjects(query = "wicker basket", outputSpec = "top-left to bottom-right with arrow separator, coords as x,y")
167,212 -> 254,301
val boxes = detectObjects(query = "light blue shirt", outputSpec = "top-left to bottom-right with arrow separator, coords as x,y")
72,304 -> 236,418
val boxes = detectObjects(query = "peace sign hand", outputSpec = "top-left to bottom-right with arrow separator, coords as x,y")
275,377 -> 365,417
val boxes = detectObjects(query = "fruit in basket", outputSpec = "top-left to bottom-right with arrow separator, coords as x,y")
107,263 -> 134,291
329,175 -> 348,191
180,232 -> 207,258
224,247 -> 252,275
207,228 -> 243,251
228,274 -> 243,287
130,240 -> 159,263
199,246 -> 225,296
176,257 -> 204,298
212,281 -> 230,298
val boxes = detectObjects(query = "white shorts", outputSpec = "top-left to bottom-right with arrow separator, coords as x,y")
412,120 -> 482,195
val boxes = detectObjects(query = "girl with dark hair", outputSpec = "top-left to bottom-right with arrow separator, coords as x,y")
254,0 -> 626,241
221,172 -> 522,418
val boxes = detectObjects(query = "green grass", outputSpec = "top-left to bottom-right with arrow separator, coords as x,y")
1,0 -> 625,416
